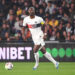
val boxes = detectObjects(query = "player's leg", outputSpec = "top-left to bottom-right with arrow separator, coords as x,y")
41,46 -> 56,65
33,45 -> 40,70
41,46 -> 59,69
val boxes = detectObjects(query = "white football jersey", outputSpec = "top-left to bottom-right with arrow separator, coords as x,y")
23,15 -> 44,36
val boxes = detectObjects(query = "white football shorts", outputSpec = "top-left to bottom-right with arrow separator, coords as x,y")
32,32 -> 45,46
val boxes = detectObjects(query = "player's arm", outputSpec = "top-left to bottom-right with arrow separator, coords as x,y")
21,18 -> 27,41
41,20 -> 48,40
21,27 -> 26,41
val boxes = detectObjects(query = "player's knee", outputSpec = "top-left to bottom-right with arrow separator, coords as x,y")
40,47 -> 46,54
42,51 -> 46,54
41,49 -> 46,54
33,48 -> 38,53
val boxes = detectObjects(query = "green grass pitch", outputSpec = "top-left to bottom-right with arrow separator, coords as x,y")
0,62 -> 75,75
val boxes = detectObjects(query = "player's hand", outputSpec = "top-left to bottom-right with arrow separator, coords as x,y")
43,33 -> 47,40
43,35 -> 47,40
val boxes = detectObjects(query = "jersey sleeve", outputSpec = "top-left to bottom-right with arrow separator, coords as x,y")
23,18 -> 27,27
39,17 -> 45,25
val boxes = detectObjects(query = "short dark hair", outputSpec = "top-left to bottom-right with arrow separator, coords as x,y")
28,7 -> 35,11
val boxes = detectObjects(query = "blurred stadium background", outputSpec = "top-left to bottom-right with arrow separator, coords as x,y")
0,0 -> 75,75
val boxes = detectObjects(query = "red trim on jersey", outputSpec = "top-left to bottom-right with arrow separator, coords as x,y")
27,24 -> 32,28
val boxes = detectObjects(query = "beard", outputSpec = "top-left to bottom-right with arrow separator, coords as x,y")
29,12 -> 35,16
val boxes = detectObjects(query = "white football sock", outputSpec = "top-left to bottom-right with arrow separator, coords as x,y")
34,52 -> 39,68
44,52 -> 56,65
